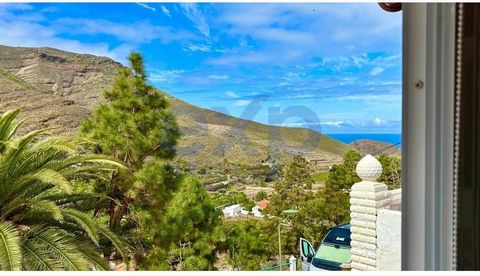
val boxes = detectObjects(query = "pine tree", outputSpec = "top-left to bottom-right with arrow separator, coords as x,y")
267,155 -> 314,216
80,53 -> 182,267
140,177 -> 222,270
377,154 -> 401,189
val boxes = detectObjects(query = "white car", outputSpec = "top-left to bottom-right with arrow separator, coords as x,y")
299,223 -> 352,271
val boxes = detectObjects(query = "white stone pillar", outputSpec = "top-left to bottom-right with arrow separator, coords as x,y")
349,154 -> 389,271
289,255 -> 297,271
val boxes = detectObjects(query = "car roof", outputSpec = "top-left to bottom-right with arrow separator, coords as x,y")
333,223 -> 351,229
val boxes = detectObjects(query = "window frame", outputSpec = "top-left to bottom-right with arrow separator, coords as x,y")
402,3 -> 456,270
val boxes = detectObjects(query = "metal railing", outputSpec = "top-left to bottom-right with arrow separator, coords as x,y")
259,262 -> 290,271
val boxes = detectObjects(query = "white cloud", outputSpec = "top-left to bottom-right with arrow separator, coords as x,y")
211,3 -> 401,65
320,121 -> 345,127
184,43 -> 211,52
225,91 -> 238,98
136,3 -> 156,12
210,74 -> 229,80
161,5 -> 171,17
0,17 -> 133,63
207,52 -> 270,66
336,93 -> 401,103
150,69 -> 185,83
180,3 -> 210,37
52,18 -> 193,44
183,43 -> 229,53
373,117 -> 387,125
0,3 -> 33,15
370,66 -> 385,76
234,100 -> 251,106
0,5 -> 197,65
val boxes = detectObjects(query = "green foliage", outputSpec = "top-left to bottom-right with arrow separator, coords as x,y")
325,150 -> 362,193
81,51 -> 180,232
80,52 -> 183,266
283,155 -> 314,189
312,171 -> 329,182
140,177 -> 222,270
81,53 -> 180,164
210,191 -> 253,209
0,109 -> 128,270
267,155 -> 314,216
319,150 -> 362,227
220,220 -> 275,270
264,150 -> 364,255
377,154 -> 401,189
0,221 -> 21,271
255,191 -> 268,202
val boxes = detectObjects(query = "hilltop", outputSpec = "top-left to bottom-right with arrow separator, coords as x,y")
351,139 -> 401,157
0,45 -> 351,168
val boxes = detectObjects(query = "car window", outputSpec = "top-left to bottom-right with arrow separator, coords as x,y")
322,227 -> 351,247
301,239 -> 314,256
314,244 -> 351,265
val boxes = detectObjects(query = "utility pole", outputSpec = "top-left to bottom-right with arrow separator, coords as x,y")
278,209 -> 299,271
278,221 -> 282,271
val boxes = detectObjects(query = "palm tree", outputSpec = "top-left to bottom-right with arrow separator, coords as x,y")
0,109 -> 129,271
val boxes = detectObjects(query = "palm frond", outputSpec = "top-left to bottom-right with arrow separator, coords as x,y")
42,193 -> 108,212
30,200 -> 64,222
31,138 -> 76,155
3,129 -> 46,161
0,109 -> 22,144
45,155 -> 125,172
98,226 -> 129,263
61,209 -> 99,246
21,169 -> 72,194
33,230 -> 90,271
75,242 -> 110,271
0,109 -> 131,270
0,221 -> 21,271
3,199 -> 64,224
21,239 -> 62,271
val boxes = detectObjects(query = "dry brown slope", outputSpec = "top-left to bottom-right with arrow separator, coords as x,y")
0,45 -> 351,166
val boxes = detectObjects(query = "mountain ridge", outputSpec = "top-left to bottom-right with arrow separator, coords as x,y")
0,45 -> 351,168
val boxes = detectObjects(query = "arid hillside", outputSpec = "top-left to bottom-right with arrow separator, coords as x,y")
0,45 -> 351,168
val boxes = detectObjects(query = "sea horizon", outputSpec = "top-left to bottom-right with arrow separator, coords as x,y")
326,133 -> 402,148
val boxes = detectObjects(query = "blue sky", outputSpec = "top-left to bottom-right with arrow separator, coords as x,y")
0,3 -> 402,133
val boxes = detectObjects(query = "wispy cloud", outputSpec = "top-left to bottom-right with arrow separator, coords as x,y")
0,8 -> 131,62
225,91 -> 238,98
209,74 -> 229,80
370,66 -> 385,76
274,119 -> 400,132
136,3 -> 156,12
150,69 -> 185,83
183,43 -> 228,53
0,3 -> 402,133
0,4 -> 197,64
373,117 -> 387,125
234,99 -> 251,106
180,3 -> 210,37
161,5 -> 171,17
184,43 -> 211,52
52,18 -> 194,44
210,3 -> 401,65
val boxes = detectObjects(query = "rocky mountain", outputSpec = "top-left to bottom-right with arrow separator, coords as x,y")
351,139 -> 401,157
0,45 -> 351,168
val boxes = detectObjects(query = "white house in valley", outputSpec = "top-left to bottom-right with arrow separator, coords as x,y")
222,204 -> 242,217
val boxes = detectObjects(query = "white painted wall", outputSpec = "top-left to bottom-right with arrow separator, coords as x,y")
222,204 -> 242,217
376,209 -> 402,271
252,206 -> 263,217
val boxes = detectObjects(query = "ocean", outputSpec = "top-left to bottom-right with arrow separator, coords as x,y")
327,133 -> 402,148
